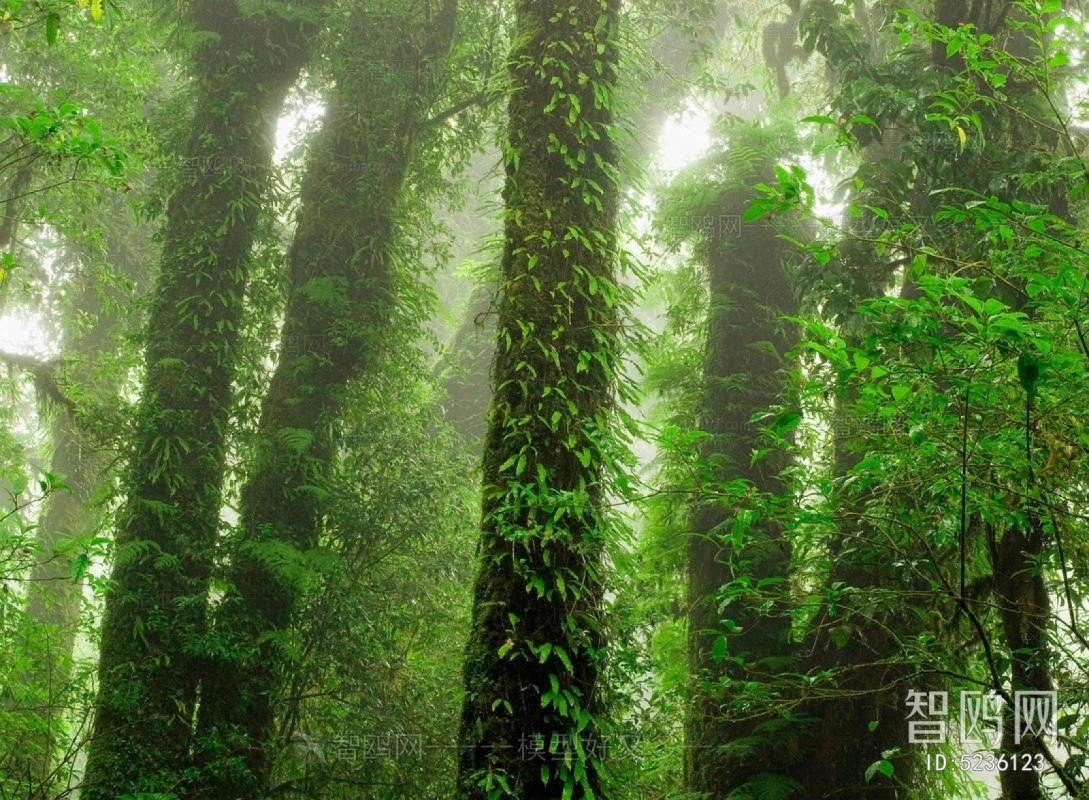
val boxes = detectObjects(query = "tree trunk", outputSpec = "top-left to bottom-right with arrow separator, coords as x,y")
794,380 -> 916,799
456,0 -> 622,797
439,280 -> 501,447
7,199 -> 151,792
80,4 -> 328,798
989,511 -> 1052,800
193,3 -> 457,797
682,183 -> 798,799
437,1 -> 729,448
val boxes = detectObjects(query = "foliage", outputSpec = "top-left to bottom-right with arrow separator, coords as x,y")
3,0 -> 1089,798
622,0 -> 1089,797
262,357 -> 479,800
706,0 -> 1089,796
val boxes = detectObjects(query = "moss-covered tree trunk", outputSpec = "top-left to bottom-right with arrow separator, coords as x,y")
192,3 -> 457,797
988,509 -> 1052,800
437,2 -> 728,449
682,193 -> 798,799
80,4 -> 328,798
6,201 -> 151,791
793,380 -> 917,799
456,1 -> 622,797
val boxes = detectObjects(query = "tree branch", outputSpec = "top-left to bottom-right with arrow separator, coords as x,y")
420,89 -> 498,130
0,349 -> 48,372
0,350 -> 77,414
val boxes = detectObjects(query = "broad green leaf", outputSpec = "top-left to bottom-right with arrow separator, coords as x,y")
46,13 -> 60,45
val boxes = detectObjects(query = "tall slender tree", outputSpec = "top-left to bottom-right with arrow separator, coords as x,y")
455,1 -> 624,797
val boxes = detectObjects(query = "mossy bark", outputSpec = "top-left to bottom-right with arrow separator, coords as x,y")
683,197 -> 798,799
80,4 -> 328,798
5,201 -> 151,791
436,3 -> 728,450
192,3 -> 457,798
456,1 -> 621,798
791,383 -> 916,799
989,511 -> 1053,800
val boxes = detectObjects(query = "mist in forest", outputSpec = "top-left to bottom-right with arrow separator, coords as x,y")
0,1 -> 1087,799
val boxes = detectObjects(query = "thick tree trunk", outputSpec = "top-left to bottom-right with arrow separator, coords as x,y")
456,1 -> 622,797
988,506 -> 1053,800
793,382 -> 916,799
80,4 -> 328,798
437,1 -> 729,447
193,3 -> 457,797
683,193 -> 798,799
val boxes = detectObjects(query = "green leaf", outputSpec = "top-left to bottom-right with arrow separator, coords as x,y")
740,773 -> 800,800
10,474 -> 27,496
864,759 -> 894,782
773,410 -> 803,434
848,114 -> 878,127
278,427 -> 314,455
554,645 -> 574,672
70,553 -> 91,581
1017,352 -> 1040,396
46,13 -> 60,46
743,198 -> 776,223
299,276 -> 348,305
